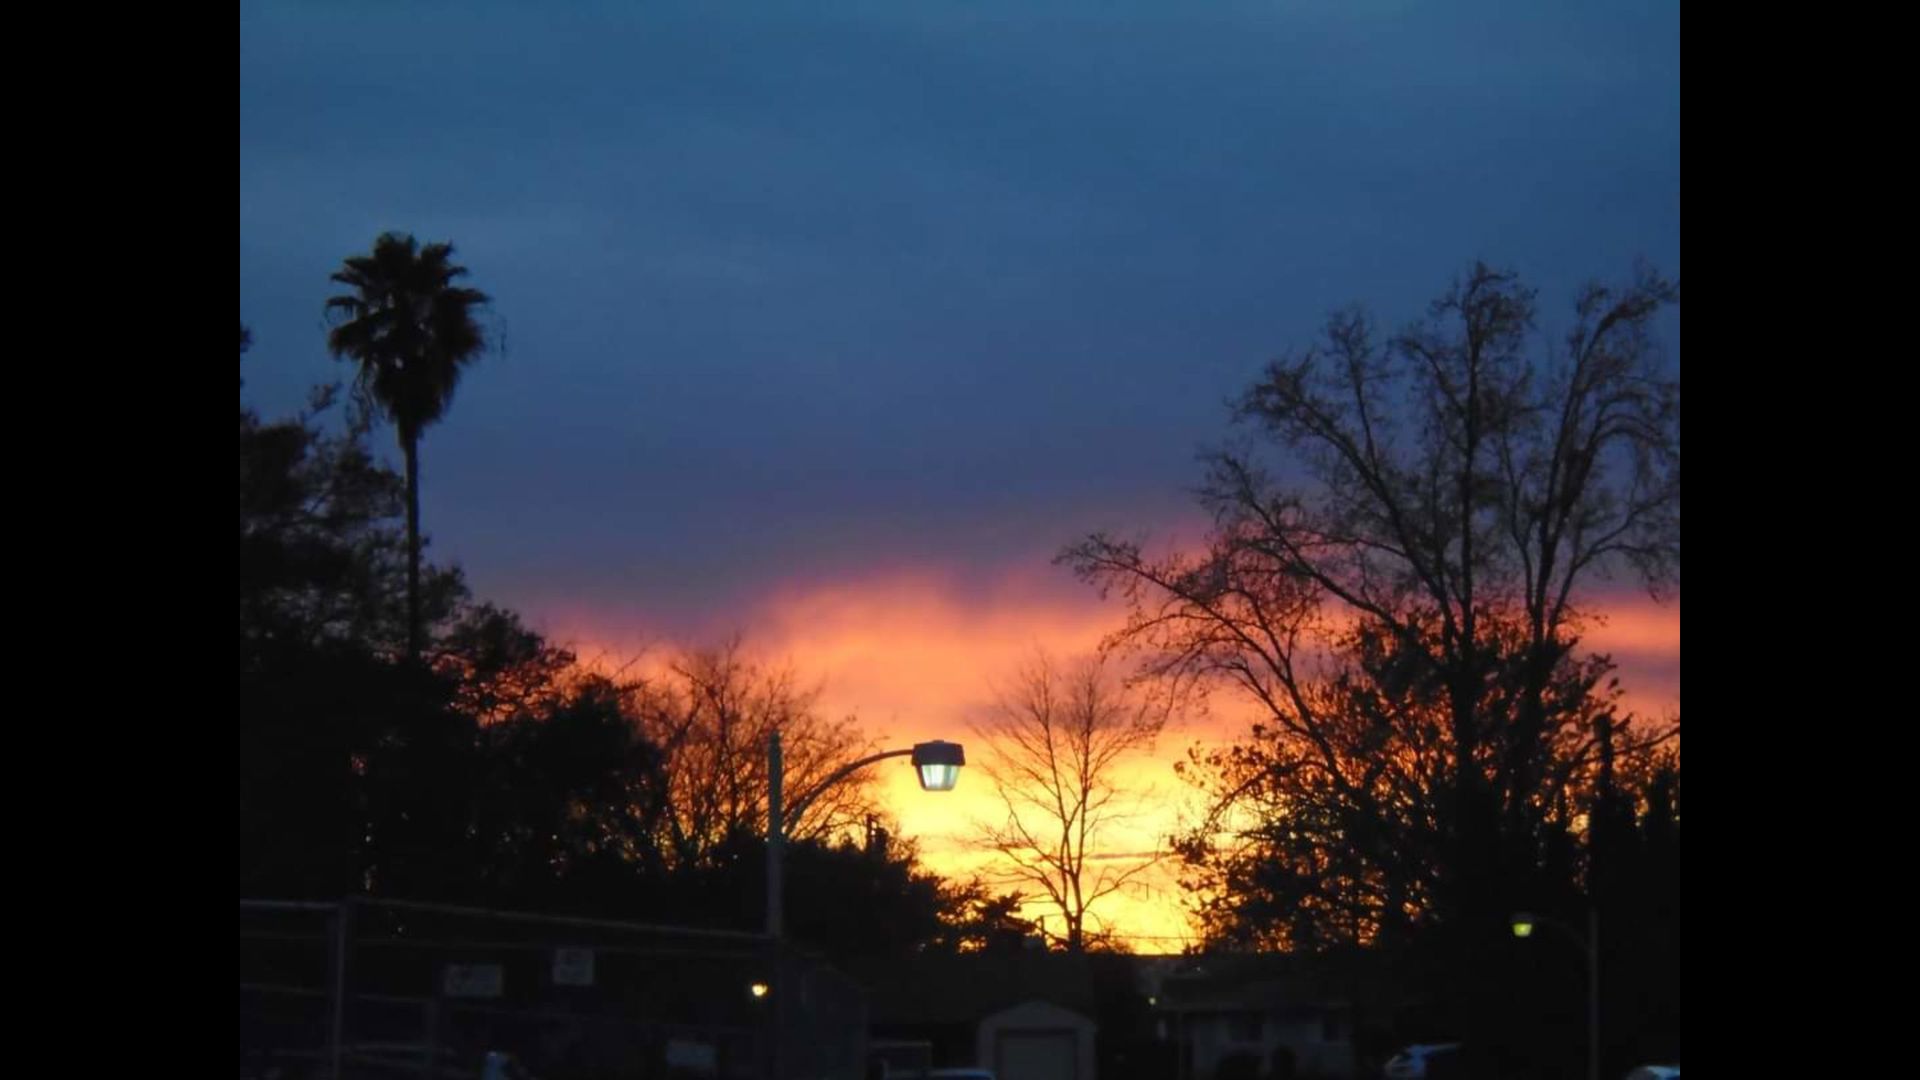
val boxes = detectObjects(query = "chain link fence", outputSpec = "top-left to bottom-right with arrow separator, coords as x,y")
241,898 -> 867,1080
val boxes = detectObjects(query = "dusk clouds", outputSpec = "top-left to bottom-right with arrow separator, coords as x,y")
242,1 -> 1678,944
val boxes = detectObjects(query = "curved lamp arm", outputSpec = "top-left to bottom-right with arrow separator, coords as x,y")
1511,910 -> 1592,951
782,738 -> 965,832
782,747 -> 914,832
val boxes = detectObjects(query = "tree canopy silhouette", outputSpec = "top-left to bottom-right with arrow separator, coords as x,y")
242,328 -> 981,952
1062,262 -> 1680,953
325,232 -> 490,662
969,650 -> 1168,952
630,641 -> 886,872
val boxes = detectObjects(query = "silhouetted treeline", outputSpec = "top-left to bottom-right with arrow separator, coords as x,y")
1063,262 -> 1681,1075
239,324 -> 1031,960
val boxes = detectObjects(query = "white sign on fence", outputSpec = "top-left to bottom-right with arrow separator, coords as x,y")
442,963 -> 504,998
552,947 -> 595,986
665,1039 -> 718,1073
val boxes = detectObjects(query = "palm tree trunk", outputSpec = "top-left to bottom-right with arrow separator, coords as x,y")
405,435 -> 422,663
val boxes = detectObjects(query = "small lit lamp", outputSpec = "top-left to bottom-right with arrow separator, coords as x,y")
911,740 -> 966,792
1510,909 -> 1600,1080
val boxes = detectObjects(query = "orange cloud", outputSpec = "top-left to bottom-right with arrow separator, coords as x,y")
536,563 -> 1679,951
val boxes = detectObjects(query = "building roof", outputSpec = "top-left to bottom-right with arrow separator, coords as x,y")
1152,949 -> 1412,1015
846,952 -> 1135,1026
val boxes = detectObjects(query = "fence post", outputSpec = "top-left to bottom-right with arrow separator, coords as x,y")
330,898 -> 355,1080
423,993 -> 441,1078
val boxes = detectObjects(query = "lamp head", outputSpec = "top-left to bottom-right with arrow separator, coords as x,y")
1510,912 -> 1536,939
911,740 -> 966,791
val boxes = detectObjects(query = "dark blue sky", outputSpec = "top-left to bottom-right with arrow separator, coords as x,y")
240,1 -> 1679,638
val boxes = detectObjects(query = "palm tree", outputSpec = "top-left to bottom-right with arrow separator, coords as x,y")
325,232 -> 490,662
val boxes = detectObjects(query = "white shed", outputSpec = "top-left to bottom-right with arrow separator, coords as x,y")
974,1000 -> 1096,1080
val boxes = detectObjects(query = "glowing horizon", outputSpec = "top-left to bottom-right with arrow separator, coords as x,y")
531,562 -> 1680,953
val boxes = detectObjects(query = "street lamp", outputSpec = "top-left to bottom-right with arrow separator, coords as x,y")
1511,909 -> 1600,1080
766,732 -> 965,939
762,732 -> 964,1080
910,739 -> 965,792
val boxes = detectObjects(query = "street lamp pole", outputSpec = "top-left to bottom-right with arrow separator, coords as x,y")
767,730 -> 784,940
762,733 -> 964,1080
1511,909 -> 1600,1080
765,733 -> 966,940
1587,906 -> 1599,1080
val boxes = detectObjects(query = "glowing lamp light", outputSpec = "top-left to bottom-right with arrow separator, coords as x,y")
749,981 -> 770,999
911,740 -> 966,792
1510,913 -> 1536,939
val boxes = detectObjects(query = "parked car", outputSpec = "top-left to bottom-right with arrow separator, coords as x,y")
1382,1043 -> 1462,1079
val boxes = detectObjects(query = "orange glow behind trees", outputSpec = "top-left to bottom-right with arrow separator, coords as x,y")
541,565 -> 1677,953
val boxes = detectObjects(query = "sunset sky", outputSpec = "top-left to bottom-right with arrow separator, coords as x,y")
240,1 -> 1679,951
